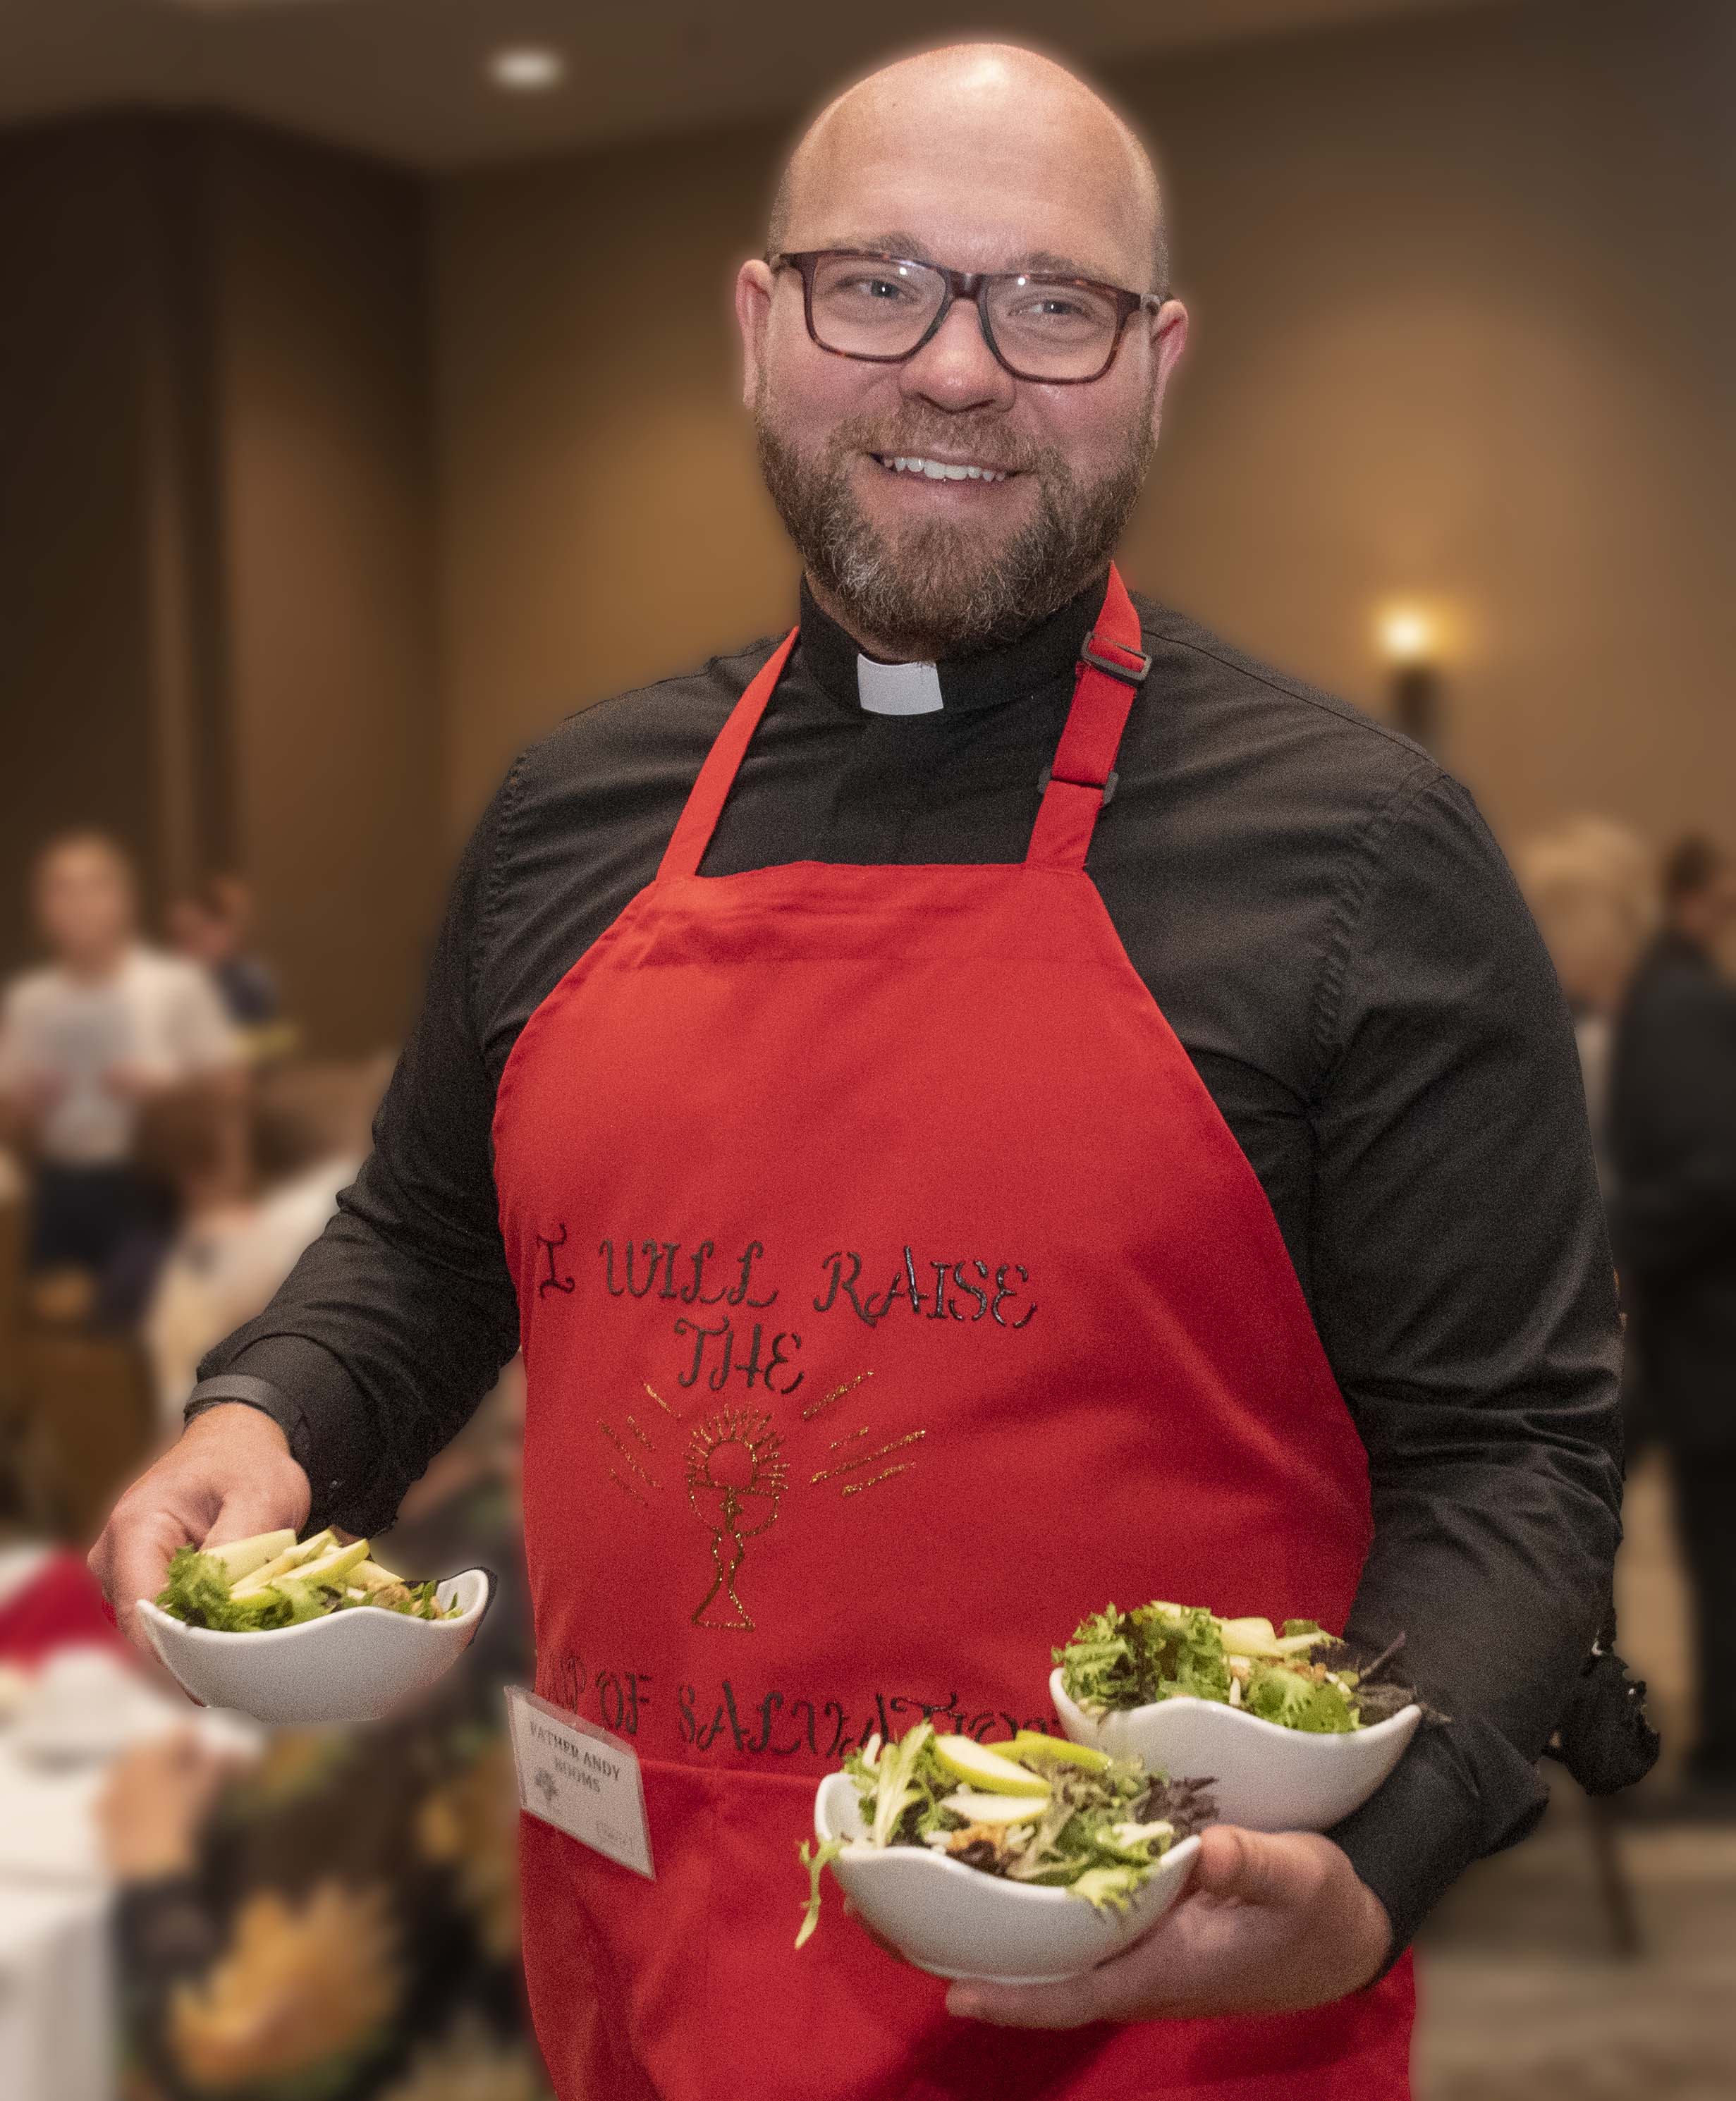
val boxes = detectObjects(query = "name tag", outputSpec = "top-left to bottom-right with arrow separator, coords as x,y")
505,1686 -> 655,1880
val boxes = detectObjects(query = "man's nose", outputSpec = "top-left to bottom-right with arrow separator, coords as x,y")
898,296 -> 1016,412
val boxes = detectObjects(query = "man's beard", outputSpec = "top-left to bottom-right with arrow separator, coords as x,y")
754,388 -> 1154,661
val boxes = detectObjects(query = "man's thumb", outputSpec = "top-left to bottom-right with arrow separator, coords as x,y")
1190,1825 -> 1312,1908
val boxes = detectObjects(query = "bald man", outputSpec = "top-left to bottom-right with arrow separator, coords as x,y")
94,44 -> 1620,2101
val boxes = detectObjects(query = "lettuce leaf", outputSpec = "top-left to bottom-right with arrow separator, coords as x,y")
795,1837 -> 843,1948
1058,1603 -> 1230,1709
157,1547 -> 326,1631
1243,1662 -> 1359,1733
1132,1604 -> 1233,1705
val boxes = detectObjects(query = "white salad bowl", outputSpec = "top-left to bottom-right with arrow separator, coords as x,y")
812,1770 -> 1200,1985
1048,1668 -> 1420,1834
137,1569 -> 494,1725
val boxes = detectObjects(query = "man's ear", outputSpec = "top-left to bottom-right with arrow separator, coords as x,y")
1146,299 -> 1190,446
735,259 -> 775,412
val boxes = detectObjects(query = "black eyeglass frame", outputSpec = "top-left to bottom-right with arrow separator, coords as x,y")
770,249 -> 1166,386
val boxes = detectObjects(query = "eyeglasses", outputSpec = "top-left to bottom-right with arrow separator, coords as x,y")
771,250 -> 1163,386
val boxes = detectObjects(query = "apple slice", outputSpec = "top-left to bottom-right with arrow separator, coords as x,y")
1219,1616 -> 1282,1657
203,1529 -> 296,1582
231,1529 -> 338,1598
1273,1628 -> 1335,1655
931,1735 -> 1050,1798
941,1790 -> 1046,1825
998,1732 -> 1111,1772
278,1540 -> 370,1593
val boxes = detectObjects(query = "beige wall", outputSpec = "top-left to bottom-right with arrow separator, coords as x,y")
434,123 -> 797,828
0,121 -> 171,969
205,123 -> 441,1054
433,0 -> 1735,852
0,116 -> 441,1053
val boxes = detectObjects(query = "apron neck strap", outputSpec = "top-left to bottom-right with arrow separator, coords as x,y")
656,566 -> 1147,881
657,630 -> 799,881
1024,564 -> 1149,871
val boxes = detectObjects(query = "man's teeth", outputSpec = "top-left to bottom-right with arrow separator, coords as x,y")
884,455 -> 1008,483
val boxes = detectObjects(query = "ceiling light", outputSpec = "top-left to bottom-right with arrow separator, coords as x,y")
488,47 -> 568,94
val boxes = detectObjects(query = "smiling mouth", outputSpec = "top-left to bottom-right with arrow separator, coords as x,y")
871,453 -> 1015,484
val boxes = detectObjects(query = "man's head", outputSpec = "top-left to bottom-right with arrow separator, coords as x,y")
32,831 -> 137,972
169,876 -> 252,965
1661,835 -> 1736,955
737,44 -> 1187,660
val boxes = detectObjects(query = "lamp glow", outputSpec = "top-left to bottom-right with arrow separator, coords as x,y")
488,47 -> 568,93
1377,608 -> 1433,666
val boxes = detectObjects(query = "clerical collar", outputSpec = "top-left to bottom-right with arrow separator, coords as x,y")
795,572 -> 1110,715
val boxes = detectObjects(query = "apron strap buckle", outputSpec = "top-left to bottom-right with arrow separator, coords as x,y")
1038,764 -> 1118,807
1077,638 -> 1151,686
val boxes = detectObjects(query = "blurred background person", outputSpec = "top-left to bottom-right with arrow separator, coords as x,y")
168,877 -> 284,1036
1516,816 -> 1659,1181
0,834 -> 242,1325
1609,835 -> 1736,1815
141,1062 -> 382,1440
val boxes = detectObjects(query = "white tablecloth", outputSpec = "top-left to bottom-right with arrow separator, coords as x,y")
0,1644 -> 262,2101
0,1882 -> 111,2101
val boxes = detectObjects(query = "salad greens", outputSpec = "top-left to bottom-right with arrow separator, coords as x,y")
795,1722 -> 1215,1949
1058,1603 -> 1423,1734
157,1528 -> 457,1632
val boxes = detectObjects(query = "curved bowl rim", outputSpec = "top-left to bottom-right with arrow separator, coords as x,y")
1048,1665 -> 1421,1748
137,1567 -> 494,1653
813,1770 -> 1202,1907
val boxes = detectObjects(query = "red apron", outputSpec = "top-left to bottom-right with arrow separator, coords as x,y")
494,567 -> 1414,2100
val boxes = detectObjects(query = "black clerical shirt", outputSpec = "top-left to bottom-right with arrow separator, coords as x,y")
192,574 -> 1622,1957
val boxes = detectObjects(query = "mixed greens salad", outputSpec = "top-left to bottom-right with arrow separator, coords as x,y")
156,1527 -> 460,1632
795,1722 -> 1215,1948
1057,1602 -> 1423,1734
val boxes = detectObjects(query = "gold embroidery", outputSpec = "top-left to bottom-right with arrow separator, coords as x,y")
841,1464 -> 917,1499
600,1421 -> 660,1492
685,1408 -> 790,1630
810,1427 -> 927,1486
646,1381 -> 690,1425
601,1361 -> 927,1622
801,1368 -> 874,1422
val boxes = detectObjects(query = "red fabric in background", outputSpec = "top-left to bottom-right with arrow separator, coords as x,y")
0,1550 -> 133,1666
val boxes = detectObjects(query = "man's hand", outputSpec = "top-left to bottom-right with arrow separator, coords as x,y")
946,1827 -> 1392,2028
89,1404 -> 312,1655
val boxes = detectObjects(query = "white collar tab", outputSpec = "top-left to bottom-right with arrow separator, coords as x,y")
855,655 -> 944,716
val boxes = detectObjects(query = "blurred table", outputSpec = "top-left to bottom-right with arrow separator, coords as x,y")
0,1880 -> 111,2101
0,1553 -> 261,2101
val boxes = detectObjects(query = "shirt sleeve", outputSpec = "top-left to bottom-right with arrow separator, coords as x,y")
188,771 -> 525,1536
1309,768 -> 1623,1952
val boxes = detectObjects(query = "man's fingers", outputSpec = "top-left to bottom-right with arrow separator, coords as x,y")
1191,1825 -> 1326,1909
202,1489 -> 305,1551
946,1967 -> 1113,2030
104,1506 -> 192,1627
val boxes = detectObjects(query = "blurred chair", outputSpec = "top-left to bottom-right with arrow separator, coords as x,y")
0,1151 -> 23,1422
20,1318 -> 157,1546
0,1148 -> 157,1545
